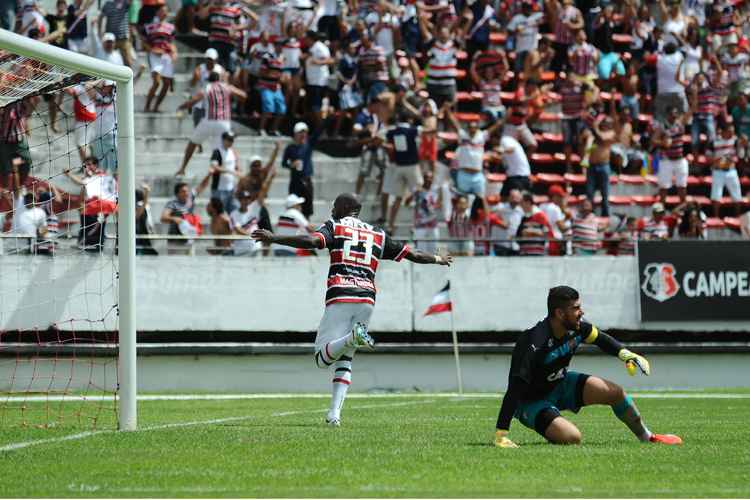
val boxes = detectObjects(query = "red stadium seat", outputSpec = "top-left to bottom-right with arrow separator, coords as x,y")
619,174 -> 647,185
632,195 -> 657,206
535,173 -> 565,184
489,32 -> 507,45
438,131 -> 458,142
609,195 -> 633,206
455,112 -> 482,122
486,173 -> 507,183
612,34 -> 633,45
564,173 -> 586,185
533,194 -> 548,205
724,217 -> 741,230
705,217 -> 726,229
687,176 -> 702,187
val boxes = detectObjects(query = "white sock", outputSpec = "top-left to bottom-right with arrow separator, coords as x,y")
328,353 -> 353,420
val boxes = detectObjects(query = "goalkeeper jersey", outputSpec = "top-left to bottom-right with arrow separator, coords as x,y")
509,319 -> 599,400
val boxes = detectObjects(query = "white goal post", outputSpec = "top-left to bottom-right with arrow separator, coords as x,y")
0,28 -> 137,431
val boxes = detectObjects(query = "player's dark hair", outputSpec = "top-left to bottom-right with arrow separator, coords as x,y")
521,191 -> 534,203
547,286 -> 579,317
174,182 -> 189,196
208,71 -> 220,82
333,193 -> 361,218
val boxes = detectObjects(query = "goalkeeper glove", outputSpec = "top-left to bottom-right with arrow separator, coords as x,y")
494,429 -> 519,448
618,348 -> 651,375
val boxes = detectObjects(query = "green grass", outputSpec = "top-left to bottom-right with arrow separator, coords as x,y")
0,394 -> 749,497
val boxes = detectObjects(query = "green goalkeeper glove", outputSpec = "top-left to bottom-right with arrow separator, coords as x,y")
618,349 -> 651,376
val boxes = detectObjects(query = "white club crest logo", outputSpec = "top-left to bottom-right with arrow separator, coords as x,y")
641,263 -> 680,302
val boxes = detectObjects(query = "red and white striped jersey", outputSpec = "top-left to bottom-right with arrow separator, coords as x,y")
516,209 -> 553,256
426,39 -> 457,86
660,120 -> 685,160
207,5 -> 242,46
144,20 -> 175,54
203,82 -> 232,121
313,217 -> 410,306
571,213 -> 601,253
554,5 -> 579,45
568,42 -> 597,77
710,136 -> 737,168
72,84 -> 96,122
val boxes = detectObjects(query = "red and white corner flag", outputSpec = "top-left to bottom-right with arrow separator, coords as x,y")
424,281 -> 452,316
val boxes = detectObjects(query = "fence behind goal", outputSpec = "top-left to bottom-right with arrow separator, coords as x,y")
0,29 -> 136,430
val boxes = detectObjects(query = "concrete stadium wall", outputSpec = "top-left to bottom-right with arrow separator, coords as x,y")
2,352 -> 748,392
2,255 -> 748,332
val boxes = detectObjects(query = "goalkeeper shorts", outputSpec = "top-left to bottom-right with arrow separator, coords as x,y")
515,371 -> 590,436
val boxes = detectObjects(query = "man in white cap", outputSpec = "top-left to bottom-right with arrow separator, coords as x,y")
90,27 -> 124,66
272,193 -> 316,256
189,48 -> 225,127
281,121 -> 323,217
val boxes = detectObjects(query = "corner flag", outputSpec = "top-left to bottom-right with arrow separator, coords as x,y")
424,281 -> 452,316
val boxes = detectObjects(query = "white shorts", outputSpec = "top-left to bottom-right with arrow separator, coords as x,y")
414,226 -> 439,255
191,119 -> 231,147
657,157 -> 689,189
148,52 -> 174,78
711,168 -> 742,201
315,302 -> 374,353
74,120 -> 96,148
382,164 -> 422,197
67,37 -> 89,54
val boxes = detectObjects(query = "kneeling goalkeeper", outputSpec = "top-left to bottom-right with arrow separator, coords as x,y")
495,286 -> 682,448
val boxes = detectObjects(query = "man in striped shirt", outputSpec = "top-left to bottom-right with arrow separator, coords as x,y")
251,193 -> 451,427
358,33 -> 389,104
651,105 -> 693,204
98,0 -> 134,68
571,199 -> 600,255
689,72 -> 719,153
567,29 -> 598,83
257,54 -> 286,136
546,0 -> 583,73
197,0 -> 243,73
175,72 -> 247,176
516,191 -> 554,256
142,4 -> 176,113
709,121 -> 743,218
420,20 -> 457,108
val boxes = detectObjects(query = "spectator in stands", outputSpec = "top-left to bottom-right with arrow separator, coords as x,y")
231,171 -> 275,257
189,49 -> 224,132
353,98 -> 385,199
540,184 -> 571,256
66,82 -> 97,162
282,122 -> 322,218
65,156 -> 118,252
160,172 -> 211,254
677,204 -> 706,240
142,4 -> 177,113
0,96 -> 37,185
638,202 -> 676,240
448,193 -> 473,256
506,0 -> 543,75
492,188 -> 523,256
92,81 -> 118,173
613,216 -> 638,256
404,171 -> 443,255
236,143 -> 281,196
18,0 -> 45,37
546,0 -> 584,73
0,0 -> 15,31
197,0 -> 244,74
502,77 -> 538,153
585,115 -> 616,216
732,92 -> 750,142
621,62 -> 640,120
280,22 -> 303,119
418,100 -> 439,175
470,51 -> 505,124
721,40 -> 749,101
654,43 -> 687,122
709,121 -> 743,218
557,71 -> 588,172
304,30 -> 334,130
135,184 -> 157,255
568,29 -> 599,83
90,20 -> 123,65
651,105 -> 693,204
65,0 -> 95,54
689,72 -> 719,154
11,189 -> 48,255
571,198 -> 601,255
258,52 -> 286,137
206,197 -> 233,255
333,41 -> 363,138
446,106 -> 504,212
497,132 -> 532,196
420,20 -> 458,109
175,71 -> 247,176
272,194 -> 315,256
382,112 -> 423,234
209,130 -> 240,214
516,191 -> 554,256
99,0 -> 134,69
523,36 -> 553,82
470,196 -> 505,256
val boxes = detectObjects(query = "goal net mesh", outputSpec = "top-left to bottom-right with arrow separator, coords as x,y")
0,50 -> 120,429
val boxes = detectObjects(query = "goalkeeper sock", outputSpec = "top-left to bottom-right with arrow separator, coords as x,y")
612,395 -> 652,442
329,353 -> 353,420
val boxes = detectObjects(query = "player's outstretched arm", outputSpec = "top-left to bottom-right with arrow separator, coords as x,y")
251,229 -> 319,249
581,323 -> 651,375
403,249 -> 453,266
494,377 -> 527,448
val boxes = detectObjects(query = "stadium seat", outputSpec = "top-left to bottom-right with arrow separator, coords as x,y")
564,173 -> 586,185
535,173 -> 565,185
632,195 -> 657,206
609,195 -> 633,206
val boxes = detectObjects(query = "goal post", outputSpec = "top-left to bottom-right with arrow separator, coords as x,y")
0,28 -> 137,431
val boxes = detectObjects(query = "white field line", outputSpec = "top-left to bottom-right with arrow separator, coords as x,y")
1,392 -> 750,403
0,399 -> 437,453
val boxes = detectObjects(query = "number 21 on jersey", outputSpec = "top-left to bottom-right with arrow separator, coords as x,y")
342,227 -> 374,265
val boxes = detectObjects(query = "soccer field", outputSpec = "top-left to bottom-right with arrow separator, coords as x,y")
0,393 -> 749,498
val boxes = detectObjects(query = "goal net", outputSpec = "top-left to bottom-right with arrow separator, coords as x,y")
0,30 -> 136,430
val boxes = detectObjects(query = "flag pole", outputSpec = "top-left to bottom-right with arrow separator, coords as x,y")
448,282 -> 463,396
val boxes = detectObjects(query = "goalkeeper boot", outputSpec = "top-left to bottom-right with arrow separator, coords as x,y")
325,414 -> 341,427
351,322 -> 374,349
649,433 -> 683,445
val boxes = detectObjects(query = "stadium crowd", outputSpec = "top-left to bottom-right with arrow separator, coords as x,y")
2,0 -> 750,256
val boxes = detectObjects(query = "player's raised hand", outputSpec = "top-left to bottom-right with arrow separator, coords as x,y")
251,229 -> 274,243
435,253 -> 453,266
618,349 -> 651,376
494,430 -> 519,448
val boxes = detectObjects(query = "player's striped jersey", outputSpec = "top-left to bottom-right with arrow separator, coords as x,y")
144,20 -> 175,54
313,217 -> 410,306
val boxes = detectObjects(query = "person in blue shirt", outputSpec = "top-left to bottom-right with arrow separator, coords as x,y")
282,121 -> 325,218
